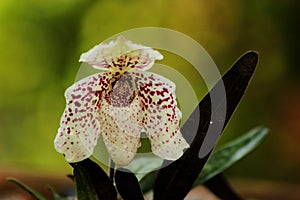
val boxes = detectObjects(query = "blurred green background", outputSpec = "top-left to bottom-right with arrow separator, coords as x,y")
1,0 -> 299,184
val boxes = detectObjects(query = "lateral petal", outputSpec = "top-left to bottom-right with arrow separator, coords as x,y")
134,71 -> 189,160
54,73 -> 110,162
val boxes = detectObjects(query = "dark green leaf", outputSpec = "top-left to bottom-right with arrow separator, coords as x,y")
140,126 -> 268,194
154,51 -> 259,200
194,126 -> 268,186
204,174 -> 242,200
7,177 -> 47,200
115,168 -> 145,200
140,170 -> 158,194
73,159 -> 117,200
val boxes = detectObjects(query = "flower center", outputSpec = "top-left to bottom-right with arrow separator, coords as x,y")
106,72 -> 137,107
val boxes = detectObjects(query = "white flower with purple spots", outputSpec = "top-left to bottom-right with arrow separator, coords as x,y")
54,36 -> 189,166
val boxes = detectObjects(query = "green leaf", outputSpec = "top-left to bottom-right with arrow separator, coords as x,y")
203,174 -> 242,200
47,185 -> 74,200
48,185 -> 63,200
125,154 -> 163,180
140,170 -> 158,194
139,126 -> 268,195
7,177 -> 47,200
124,154 -> 162,194
115,168 -> 145,200
73,159 -> 117,200
74,165 -> 99,199
154,51 -> 259,200
194,126 -> 269,186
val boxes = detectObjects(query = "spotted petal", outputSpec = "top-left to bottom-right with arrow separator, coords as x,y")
99,97 -> 143,166
54,73 -> 110,163
133,71 -> 190,160
79,36 -> 163,71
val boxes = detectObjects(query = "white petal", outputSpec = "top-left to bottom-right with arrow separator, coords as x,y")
98,98 -> 142,166
54,73 -> 111,163
133,71 -> 189,160
79,36 -> 163,71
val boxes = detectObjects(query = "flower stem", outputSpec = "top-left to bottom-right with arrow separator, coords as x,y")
109,159 -> 115,182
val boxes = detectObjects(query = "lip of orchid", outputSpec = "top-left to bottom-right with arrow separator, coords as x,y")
54,36 -> 189,166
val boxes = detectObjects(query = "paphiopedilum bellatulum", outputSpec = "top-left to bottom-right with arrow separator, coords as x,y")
54,36 -> 189,166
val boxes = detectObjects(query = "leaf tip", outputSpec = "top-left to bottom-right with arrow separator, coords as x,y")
244,50 -> 259,65
258,126 -> 270,137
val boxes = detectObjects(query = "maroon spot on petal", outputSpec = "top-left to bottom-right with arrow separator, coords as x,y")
71,94 -> 82,99
87,87 -> 93,91
74,101 -> 81,107
88,81 -> 95,86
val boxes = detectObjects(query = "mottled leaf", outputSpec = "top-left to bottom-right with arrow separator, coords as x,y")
194,126 -> 268,186
139,126 -> 268,194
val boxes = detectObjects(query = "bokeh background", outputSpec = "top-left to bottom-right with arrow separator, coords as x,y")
1,0 -> 299,197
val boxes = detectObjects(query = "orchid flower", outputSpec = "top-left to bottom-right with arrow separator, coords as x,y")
54,36 -> 189,166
